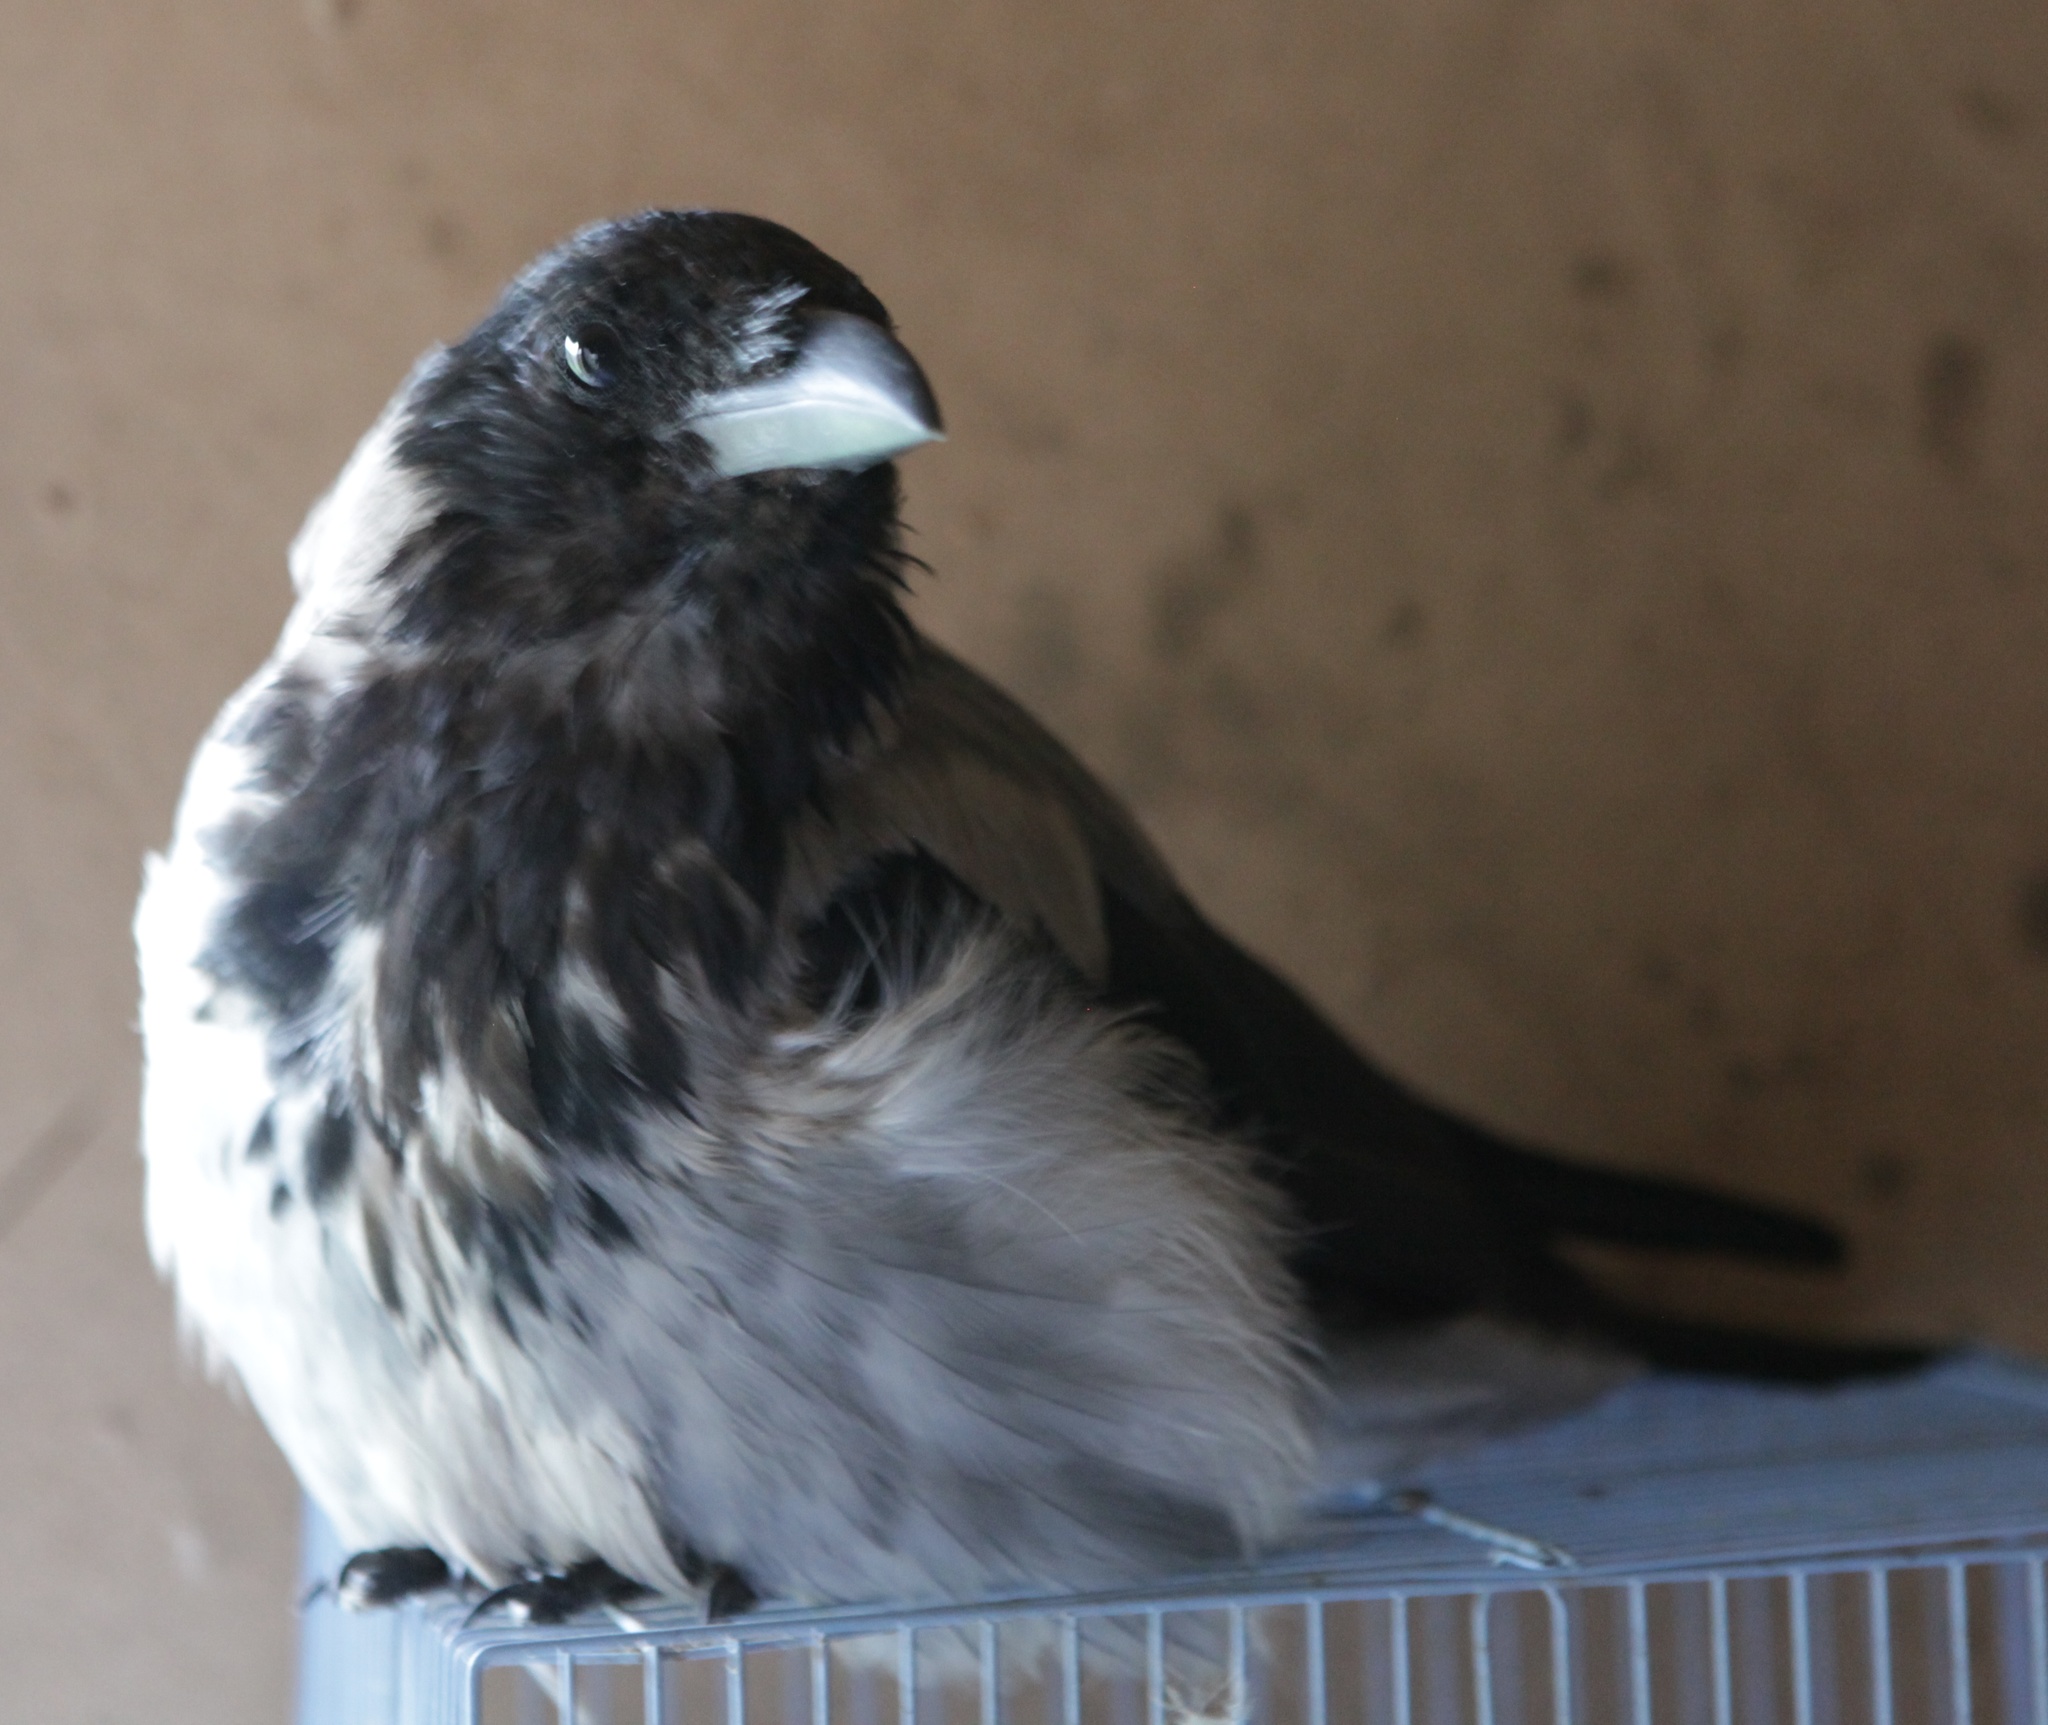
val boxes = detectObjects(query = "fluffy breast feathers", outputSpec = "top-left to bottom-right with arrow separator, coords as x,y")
135,380 -> 1317,1600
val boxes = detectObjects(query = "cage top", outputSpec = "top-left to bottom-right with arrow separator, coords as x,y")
297,1349 -> 2048,1667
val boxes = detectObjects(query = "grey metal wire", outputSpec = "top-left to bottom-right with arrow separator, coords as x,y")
2029,1562 -> 2048,1725
295,1356 -> 2048,1725
320,1552 -> 2048,1725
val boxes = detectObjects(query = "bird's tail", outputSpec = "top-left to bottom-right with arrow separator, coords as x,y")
1104,887 -> 1941,1384
1466,1135 -> 1843,1266
1458,1132 -> 1939,1383
1537,1278 -> 1938,1382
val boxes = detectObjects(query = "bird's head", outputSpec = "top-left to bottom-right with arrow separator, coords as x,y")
288,210 -> 941,734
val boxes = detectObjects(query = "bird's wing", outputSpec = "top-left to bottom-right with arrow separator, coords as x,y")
792,643 -> 1927,1379
781,642 -> 1182,987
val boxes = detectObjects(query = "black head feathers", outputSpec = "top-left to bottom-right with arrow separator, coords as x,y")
366,212 -> 935,710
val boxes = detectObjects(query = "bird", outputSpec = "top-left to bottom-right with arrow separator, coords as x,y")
135,209 -> 1923,1628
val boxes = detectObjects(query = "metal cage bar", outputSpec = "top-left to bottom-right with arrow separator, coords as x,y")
309,1548 -> 2048,1725
1467,1593 -> 1493,1725
2029,1561 -> 2048,1725
296,1359 -> 2048,1725
1789,1572 -> 1814,1725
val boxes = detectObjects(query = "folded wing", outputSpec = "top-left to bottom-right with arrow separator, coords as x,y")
789,644 -> 1930,1381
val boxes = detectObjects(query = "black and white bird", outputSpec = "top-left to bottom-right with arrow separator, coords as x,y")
136,211 -> 1919,1624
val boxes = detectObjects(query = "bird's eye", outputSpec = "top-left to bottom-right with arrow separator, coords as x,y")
562,324 -> 623,390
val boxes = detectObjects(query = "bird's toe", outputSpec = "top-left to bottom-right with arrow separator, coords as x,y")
704,1563 -> 758,1622
466,1558 -> 651,1627
335,1546 -> 454,1610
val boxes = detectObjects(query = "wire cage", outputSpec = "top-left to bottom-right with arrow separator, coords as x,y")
296,1353 -> 2048,1725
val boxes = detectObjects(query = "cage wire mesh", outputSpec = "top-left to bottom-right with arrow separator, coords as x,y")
298,1353 -> 2048,1725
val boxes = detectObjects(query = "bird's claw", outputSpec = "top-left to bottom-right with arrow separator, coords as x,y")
704,1562 -> 757,1622
334,1546 -> 455,1610
463,1558 -> 651,1628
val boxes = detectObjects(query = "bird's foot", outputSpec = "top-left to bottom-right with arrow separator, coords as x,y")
465,1558 -> 652,1628
332,1546 -> 454,1610
701,1562 -> 757,1622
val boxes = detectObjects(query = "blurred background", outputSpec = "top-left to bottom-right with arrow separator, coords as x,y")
3,0 -> 2047,1717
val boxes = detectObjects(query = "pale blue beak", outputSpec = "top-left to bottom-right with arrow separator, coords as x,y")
686,310 -> 945,479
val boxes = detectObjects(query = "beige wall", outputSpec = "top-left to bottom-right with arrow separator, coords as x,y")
3,1 -> 2045,1718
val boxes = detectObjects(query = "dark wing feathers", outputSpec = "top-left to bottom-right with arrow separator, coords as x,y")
784,647 -> 1142,981
827,647 -> 1929,1380
896,649 -> 1189,926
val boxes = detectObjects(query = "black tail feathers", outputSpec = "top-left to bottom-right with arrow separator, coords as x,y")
1469,1134 -> 1845,1267
1470,1138 -> 1939,1383
1560,1289 -> 1941,1385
